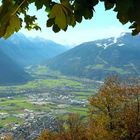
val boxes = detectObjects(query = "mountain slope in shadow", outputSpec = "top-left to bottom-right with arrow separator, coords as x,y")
0,49 -> 30,85
0,33 -> 68,66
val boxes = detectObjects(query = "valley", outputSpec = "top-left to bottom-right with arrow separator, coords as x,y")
0,33 -> 140,139
0,66 -> 100,139
1,1 -> 140,140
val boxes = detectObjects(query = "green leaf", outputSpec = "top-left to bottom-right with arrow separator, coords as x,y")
46,18 -> 54,27
45,6 -> 51,13
62,25 -> 68,31
35,0 -> 44,10
92,0 -> 99,6
49,4 -> 67,29
84,9 -> 93,19
4,15 -> 21,39
33,24 -> 41,30
117,13 -> 129,25
68,16 -> 76,27
132,29 -> 139,36
0,13 -> 10,37
74,12 -> 82,23
105,1 -> 114,10
53,24 -> 60,33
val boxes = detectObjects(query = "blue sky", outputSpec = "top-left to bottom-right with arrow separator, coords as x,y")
20,2 -> 130,46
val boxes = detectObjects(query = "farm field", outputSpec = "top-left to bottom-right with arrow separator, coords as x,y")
0,66 -> 101,137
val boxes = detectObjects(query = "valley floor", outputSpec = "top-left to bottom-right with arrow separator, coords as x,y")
0,66 -> 101,139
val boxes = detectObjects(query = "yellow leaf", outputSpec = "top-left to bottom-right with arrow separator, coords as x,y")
4,15 -> 21,39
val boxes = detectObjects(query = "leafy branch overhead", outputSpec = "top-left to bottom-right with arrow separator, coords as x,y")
0,0 -> 140,38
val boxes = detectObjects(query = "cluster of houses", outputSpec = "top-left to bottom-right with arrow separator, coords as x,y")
0,112 -> 58,140
0,78 -> 100,139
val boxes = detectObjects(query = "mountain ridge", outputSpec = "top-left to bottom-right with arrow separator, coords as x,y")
0,49 -> 30,85
47,33 -> 140,80
0,33 -> 68,66
0,33 -> 68,84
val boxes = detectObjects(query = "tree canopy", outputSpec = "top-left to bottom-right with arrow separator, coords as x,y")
34,77 -> 140,140
0,0 -> 140,39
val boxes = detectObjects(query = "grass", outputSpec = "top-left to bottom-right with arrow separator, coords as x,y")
0,98 -> 34,113
32,65 -> 48,75
67,106 -> 88,116
0,97 -> 51,127
107,66 -> 128,74
0,116 -> 24,128
72,91 -> 94,95
75,95 -> 89,100
37,78 -> 82,88
85,64 -> 104,70
85,64 -> 129,75
0,67 -> 98,128
0,78 -> 82,96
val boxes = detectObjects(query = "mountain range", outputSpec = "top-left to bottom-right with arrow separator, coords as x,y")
0,33 -> 68,66
0,33 -> 68,84
0,32 -> 140,84
47,33 -> 140,80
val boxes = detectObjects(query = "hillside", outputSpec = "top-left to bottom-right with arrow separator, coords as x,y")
0,33 -> 68,66
47,33 -> 140,80
0,49 -> 29,85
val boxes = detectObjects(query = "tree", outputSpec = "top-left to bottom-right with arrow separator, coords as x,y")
37,113 -> 86,140
2,134 -> 13,140
37,76 -> 140,140
89,76 -> 140,140
0,0 -> 140,39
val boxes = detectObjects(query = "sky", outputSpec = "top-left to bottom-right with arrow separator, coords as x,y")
20,2 -> 131,46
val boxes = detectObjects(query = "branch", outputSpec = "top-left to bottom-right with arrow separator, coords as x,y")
12,0 -> 28,16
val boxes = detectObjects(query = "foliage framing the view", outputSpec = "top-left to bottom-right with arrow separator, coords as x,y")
0,0 -> 140,39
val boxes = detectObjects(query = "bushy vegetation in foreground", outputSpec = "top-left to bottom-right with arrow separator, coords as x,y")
38,77 -> 140,140
4,76 -> 140,140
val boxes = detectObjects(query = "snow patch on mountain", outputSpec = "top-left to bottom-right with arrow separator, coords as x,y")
96,43 -> 102,47
118,43 -> 125,47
